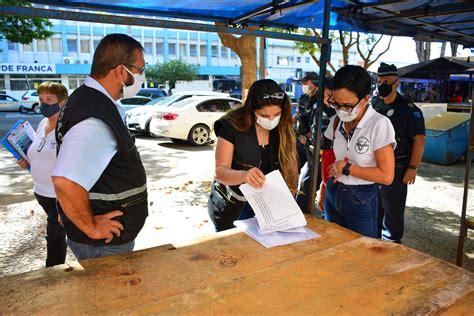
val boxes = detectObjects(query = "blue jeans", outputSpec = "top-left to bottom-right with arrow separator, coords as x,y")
67,239 -> 135,260
324,177 -> 378,238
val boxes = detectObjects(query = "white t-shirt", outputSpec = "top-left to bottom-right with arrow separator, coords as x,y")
324,105 -> 396,185
52,76 -> 121,191
27,118 -> 57,198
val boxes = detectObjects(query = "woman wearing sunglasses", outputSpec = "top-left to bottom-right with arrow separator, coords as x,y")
208,79 -> 298,231
17,82 -> 68,267
323,65 -> 396,238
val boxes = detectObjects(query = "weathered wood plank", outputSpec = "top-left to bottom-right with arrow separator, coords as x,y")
0,218 -> 472,315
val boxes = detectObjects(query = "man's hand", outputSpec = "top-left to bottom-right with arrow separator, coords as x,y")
86,210 -> 124,243
316,184 -> 326,212
403,168 -> 417,185
298,135 -> 307,145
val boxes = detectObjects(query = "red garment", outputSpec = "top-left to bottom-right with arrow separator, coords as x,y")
321,149 -> 336,184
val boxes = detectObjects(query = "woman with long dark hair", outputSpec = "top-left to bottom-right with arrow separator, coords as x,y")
208,79 -> 298,231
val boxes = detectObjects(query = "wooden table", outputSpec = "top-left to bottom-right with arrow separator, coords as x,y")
1,217 -> 473,315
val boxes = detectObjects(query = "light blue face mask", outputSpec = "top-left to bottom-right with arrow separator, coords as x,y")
256,114 -> 281,130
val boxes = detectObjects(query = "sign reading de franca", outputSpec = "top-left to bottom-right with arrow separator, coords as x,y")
0,63 -> 56,74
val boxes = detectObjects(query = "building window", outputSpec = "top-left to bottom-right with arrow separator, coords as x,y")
277,56 -> 289,66
211,45 -> 218,57
221,47 -> 228,58
36,40 -> 48,52
305,57 -> 310,63
7,41 -> 18,50
80,40 -> 90,53
296,56 -> 301,63
179,43 -> 186,57
156,43 -> 163,55
93,39 -> 100,50
144,42 -> 153,55
169,43 -> 176,55
230,51 -> 238,59
68,75 -> 86,90
289,56 -> 294,64
51,38 -> 62,52
22,43 -> 33,52
190,44 -> 197,57
67,39 -> 77,53
200,44 -> 206,57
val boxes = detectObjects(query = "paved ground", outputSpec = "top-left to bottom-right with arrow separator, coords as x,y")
0,134 -> 473,277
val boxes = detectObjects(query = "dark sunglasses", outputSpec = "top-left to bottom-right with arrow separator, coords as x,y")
37,137 -> 46,152
257,92 -> 286,104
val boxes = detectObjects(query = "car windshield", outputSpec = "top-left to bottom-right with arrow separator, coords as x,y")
146,95 -> 182,106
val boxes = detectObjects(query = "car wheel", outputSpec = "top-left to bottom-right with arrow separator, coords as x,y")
188,124 -> 210,146
32,103 -> 41,114
19,106 -> 28,114
145,119 -> 157,137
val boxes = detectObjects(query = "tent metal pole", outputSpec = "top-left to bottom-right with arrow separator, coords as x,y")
307,0 -> 332,214
456,75 -> 473,266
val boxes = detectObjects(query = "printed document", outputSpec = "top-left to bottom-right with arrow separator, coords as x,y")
234,217 -> 320,248
1,120 -> 36,163
239,170 -> 307,234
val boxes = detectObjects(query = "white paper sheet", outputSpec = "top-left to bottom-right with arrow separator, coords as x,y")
234,217 -> 320,248
239,170 -> 307,234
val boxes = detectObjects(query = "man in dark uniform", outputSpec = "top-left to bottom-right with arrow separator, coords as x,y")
295,72 -> 335,213
372,62 -> 426,243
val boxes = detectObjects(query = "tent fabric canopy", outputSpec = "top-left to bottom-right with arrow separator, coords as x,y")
398,57 -> 474,80
25,0 -> 474,47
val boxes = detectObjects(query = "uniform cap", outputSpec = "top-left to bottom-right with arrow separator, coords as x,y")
377,62 -> 398,77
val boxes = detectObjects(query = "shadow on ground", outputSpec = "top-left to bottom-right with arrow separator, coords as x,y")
404,206 -> 473,271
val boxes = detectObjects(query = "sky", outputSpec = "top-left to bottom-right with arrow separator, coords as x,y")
366,36 -> 473,73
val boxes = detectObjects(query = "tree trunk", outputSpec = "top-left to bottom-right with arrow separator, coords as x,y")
450,42 -> 458,57
440,42 -> 446,57
416,41 -> 431,62
217,24 -> 258,101
259,37 -> 265,80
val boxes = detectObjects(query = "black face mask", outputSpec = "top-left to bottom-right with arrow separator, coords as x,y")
39,102 -> 60,118
377,82 -> 393,98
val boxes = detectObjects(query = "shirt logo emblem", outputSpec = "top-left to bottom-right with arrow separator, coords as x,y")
387,109 -> 395,117
355,137 -> 370,154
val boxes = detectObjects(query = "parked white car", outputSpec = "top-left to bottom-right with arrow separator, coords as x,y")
21,90 -> 41,113
117,96 -> 153,112
125,91 -> 233,135
0,94 -> 35,112
149,96 -> 242,145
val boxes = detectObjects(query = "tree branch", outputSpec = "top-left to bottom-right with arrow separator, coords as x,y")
366,36 -> 393,69
366,34 -> 384,62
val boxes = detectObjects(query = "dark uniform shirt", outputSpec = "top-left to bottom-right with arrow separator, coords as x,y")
371,93 -> 425,161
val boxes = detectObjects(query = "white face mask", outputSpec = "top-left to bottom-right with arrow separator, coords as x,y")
335,102 -> 362,122
256,114 -> 281,130
122,66 -> 145,98
302,84 -> 312,95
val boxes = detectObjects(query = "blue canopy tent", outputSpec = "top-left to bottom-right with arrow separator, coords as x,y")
1,0 -> 473,265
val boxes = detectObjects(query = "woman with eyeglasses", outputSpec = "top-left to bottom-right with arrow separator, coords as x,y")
323,65 -> 396,238
208,79 -> 298,231
17,81 -> 68,267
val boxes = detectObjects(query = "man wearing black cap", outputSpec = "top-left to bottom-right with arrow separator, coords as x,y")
372,62 -> 426,244
295,71 -> 335,213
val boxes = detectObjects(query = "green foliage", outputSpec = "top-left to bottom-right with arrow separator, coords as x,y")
0,0 -> 53,44
146,59 -> 198,89
295,29 -> 319,55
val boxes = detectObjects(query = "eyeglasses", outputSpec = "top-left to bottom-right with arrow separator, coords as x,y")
37,137 -> 46,152
328,95 -> 363,113
124,64 -> 145,75
257,92 -> 286,104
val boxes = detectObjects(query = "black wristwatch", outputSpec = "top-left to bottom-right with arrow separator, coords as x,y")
342,162 -> 352,176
